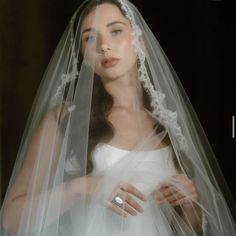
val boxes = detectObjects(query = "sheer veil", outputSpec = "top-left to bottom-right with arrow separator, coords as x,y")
1,0 -> 236,235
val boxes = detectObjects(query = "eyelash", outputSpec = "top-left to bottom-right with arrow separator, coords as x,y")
83,29 -> 123,43
84,35 -> 96,43
111,29 -> 123,35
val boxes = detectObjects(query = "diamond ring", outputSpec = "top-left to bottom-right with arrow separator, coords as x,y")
111,196 -> 124,208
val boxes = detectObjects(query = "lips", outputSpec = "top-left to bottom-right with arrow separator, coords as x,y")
101,57 -> 120,68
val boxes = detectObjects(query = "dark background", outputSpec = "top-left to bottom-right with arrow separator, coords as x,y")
1,0 -> 235,216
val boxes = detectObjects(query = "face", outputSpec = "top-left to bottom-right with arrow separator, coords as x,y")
80,4 -> 138,81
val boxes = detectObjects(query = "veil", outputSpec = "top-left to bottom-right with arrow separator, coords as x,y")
1,0 -> 236,235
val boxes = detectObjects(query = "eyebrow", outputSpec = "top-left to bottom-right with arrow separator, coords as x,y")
82,21 -> 126,34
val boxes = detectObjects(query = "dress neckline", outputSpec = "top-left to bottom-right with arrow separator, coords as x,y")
100,143 -> 171,153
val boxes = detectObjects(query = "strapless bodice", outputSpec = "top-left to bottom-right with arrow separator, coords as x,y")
68,143 -> 179,236
91,143 -> 178,196
92,143 -> 176,172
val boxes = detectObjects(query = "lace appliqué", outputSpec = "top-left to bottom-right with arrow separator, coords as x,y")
50,52 -> 79,107
118,0 -> 187,151
202,211 -> 208,235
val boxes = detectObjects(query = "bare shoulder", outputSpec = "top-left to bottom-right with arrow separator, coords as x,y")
5,105 -> 68,202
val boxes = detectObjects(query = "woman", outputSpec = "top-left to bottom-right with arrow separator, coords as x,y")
1,0 -> 236,235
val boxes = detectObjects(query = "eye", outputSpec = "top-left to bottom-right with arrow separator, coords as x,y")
111,29 -> 123,36
84,35 -> 96,44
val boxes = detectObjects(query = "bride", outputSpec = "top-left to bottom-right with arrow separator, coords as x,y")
1,0 -> 236,235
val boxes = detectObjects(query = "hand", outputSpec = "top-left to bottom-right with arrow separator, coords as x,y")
69,175 -> 103,200
154,174 -> 198,208
106,181 -> 147,217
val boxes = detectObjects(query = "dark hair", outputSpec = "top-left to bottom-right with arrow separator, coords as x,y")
73,0 -> 126,37
64,0 -> 166,174
81,0 -> 125,17
77,0 -> 155,173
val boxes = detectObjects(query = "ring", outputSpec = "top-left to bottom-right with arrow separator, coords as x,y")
111,196 -> 124,208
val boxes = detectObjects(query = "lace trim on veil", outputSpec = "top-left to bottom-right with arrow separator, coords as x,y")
118,0 -> 188,151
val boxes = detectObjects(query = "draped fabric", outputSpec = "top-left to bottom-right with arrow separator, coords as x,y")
1,0 -> 236,235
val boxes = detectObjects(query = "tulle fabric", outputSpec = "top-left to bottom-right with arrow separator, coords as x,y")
1,0 -> 236,236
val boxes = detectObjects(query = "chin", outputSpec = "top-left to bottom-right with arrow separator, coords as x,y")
101,76 -> 120,83
98,71 -> 122,81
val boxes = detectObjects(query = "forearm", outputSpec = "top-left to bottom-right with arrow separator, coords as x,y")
3,178 -> 84,236
177,203 -> 203,235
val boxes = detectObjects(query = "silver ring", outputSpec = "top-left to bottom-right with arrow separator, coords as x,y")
111,196 -> 124,208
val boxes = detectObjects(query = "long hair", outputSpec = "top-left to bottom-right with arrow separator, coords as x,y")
62,0 -> 168,174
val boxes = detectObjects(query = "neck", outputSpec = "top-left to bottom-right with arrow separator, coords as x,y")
102,69 -> 143,112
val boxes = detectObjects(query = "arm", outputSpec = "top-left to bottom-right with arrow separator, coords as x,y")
174,201 -> 204,235
2,108 -> 99,236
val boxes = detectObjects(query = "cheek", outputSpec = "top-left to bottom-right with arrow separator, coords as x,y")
122,33 -> 134,50
125,39 -> 137,63
83,48 -> 98,66
119,34 -> 136,59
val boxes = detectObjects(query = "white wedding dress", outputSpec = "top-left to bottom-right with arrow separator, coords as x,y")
68,143 -> 184,236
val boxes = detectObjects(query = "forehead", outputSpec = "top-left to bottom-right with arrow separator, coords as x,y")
81,3 -> 129,30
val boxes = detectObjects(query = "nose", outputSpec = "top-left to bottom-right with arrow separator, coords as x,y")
98,35 -> 111,54
100,45 -> 111,54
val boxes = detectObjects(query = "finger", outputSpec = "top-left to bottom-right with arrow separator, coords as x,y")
169,174 -> 193,188
157,181 -> 171,190
159,190 -> 183,204
106,201 -> 129,217
125,194 -> 144,213
155,185 -> 178,201
157,175 -> 198,205
106,199 -> 138,217
167,176 -> 196,197
170,197 -> 195,207
108,190 -> 144,215
169,192 -> 198,207
175,183 -> 197,199
171,174 -> 190,182
123,202 -> 138,216
156,184 -> 196,203
119,182 -> 146,201
158,194 -> 185,206
164,185 -> 197,203
115,190 -> 144,213
172,177 -> 197,196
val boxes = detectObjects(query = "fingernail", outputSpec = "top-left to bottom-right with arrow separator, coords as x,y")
139,206 -> 144,213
